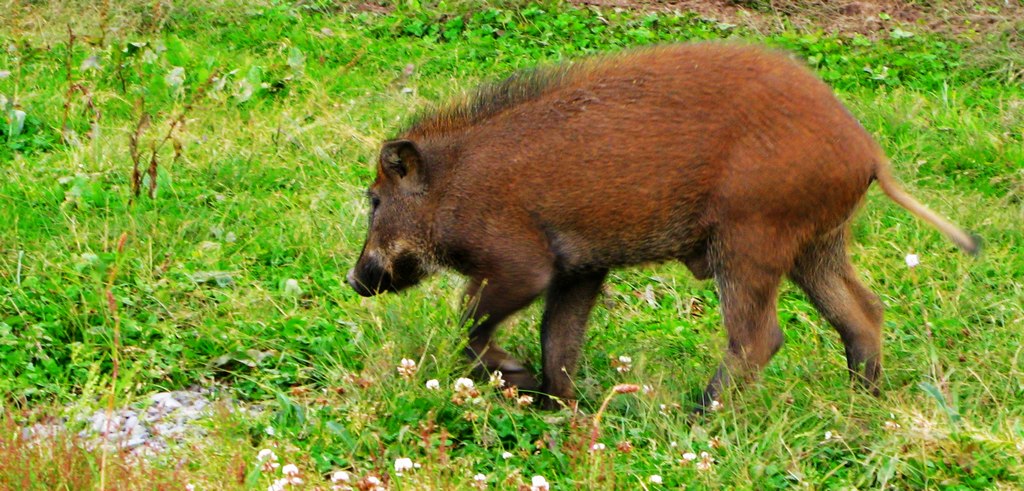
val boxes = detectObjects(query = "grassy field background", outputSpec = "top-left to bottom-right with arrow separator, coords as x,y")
1,1 -> 1023,489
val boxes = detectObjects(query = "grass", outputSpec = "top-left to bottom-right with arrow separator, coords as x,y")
1,0 -> 1023,489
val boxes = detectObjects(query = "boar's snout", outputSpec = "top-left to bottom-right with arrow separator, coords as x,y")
347,258 -> 390,297
348,251 -> 424,297
346,267 -> 371,297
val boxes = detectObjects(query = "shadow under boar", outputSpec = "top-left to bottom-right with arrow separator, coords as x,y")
347,43 -> 979,410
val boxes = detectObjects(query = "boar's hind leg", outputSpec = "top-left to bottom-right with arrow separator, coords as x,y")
789,228 -> 883,394
538,268 -> 608,409
701,248 -> 786,409
462,267 -> 552,392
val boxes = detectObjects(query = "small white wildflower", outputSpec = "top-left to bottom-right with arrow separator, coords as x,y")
614,355 -> 633,373
642,384 -> 654,395
473,473 -> 487,487
1016,441 -> 1024,452
267,479 -> 286,491
905,253 -> 920,268
397,358 -> 417,378
394,457 -> 414,475
884,420 -> 901,430
824,430 -> 837,441
708,400 -> 723,412
670,441 -> 678,448
257,449 -> 276,461
649,475 -> 663,485
696,451 -> 714,472
282,464 -> 299,476
426,379 -> 440,390
265,426 -> 276,436
531,475 -> 550,491
501,451 -> 513,459
516,394 -> 534,407
257,448 -> 280,472
452,377 -> 480,404
489,370 -> 505,388
0,69 -> 10,79
590,442 -> 606,451
185,485 -> 196,491
331,470 -> 351,482
682,451 -> 697,461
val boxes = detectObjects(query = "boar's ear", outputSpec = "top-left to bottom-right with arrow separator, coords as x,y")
380,139 -> 427,193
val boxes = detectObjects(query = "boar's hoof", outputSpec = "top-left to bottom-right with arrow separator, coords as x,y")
536,394 -> 574,411
503,369 -> 541,392
464,346 -> 540,391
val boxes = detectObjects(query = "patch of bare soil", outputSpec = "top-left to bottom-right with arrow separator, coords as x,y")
570,0 -> 1023,39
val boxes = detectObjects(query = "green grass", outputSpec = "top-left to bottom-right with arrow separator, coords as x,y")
1,1 -> 1023,489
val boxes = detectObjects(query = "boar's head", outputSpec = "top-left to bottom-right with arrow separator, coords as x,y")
347,140 -> 434,297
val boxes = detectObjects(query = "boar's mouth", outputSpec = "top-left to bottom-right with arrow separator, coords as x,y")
347,253 -> 424,297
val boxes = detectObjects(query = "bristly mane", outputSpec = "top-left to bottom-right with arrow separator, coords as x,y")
399,63 -> 579,138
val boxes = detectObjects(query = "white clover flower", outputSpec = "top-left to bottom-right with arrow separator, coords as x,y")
642,384 -> 654,395
905,253 -> 920,268
614,355 -> 633,373
824,430 -> 838,441
670,441 -> 678,448
257,448 -> 277,461
649,475 -> 663,484
282,464 -> 299,476
696,451 -> 715,472
489,370 -> 505,388
516,394 -> 534,407
331,470 -> 351,482
501,451 -> 513,459
708,400 -> 723,412
531,475 -> 550,491
884,421 -> 901,430
257,449 -> 280,472
474,473 -> 487,482
397,358 -> 417,378
265,426 -> 276,436
426,379 -> 440,390
452,377 -> 480,404
185,485 -> 196,491
590,443 -> 606,451
682,451 -> 697,461
394,457 -> 414,475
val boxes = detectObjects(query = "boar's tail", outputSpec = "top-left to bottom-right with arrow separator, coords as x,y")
874,159 -> 981,255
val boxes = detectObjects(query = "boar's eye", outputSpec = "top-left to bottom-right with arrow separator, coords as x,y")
371,195 -> 381,210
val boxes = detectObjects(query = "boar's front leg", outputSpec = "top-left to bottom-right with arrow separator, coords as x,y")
462,262 -> 553,392
538,268 -> 608,409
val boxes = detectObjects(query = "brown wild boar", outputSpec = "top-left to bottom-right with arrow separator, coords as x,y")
347,43 -> 978,409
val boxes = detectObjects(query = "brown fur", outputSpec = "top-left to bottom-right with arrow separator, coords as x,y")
347,42 -> 979,409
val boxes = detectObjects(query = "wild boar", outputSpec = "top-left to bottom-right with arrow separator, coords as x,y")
347,43 -> 978,409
